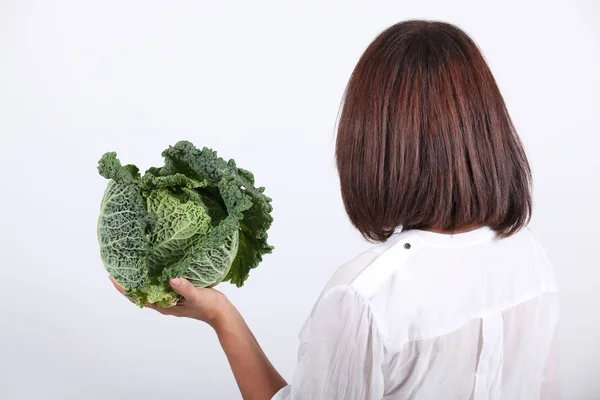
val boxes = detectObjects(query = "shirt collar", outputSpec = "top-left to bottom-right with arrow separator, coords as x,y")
394,226 -> 497,247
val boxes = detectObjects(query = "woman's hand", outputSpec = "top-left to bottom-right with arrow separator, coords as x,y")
109,275 -> 288,399
109,276 -> 233,328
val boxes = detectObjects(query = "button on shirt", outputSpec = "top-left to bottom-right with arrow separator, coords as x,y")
273,227 -> 559,400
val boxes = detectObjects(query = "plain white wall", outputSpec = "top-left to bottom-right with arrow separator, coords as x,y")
0,1 -> 598,399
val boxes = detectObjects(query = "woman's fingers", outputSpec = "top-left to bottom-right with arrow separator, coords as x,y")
175,298 -> 188,306
108,276 -> 136,304
168,278 -> 197,302
109,276 -> 125,295
145,302 -> 185,317
145,303 -> 175,315
108,275 -> 192,316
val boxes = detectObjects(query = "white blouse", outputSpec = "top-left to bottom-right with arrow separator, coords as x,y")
273,227 -> 559,400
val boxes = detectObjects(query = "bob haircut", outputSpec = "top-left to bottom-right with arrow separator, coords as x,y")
336,20 -> 532,242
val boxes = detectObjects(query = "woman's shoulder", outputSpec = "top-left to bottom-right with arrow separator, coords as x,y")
298,230 -> 418,341
317,230 -> 417,298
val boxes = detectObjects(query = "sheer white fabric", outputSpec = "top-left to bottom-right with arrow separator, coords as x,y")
273,227 -> 559,400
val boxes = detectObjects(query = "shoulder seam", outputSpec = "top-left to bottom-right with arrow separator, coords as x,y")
318,284 -> 388,347
350,234 -> 423,299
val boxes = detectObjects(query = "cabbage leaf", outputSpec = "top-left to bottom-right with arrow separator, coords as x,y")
96,141 -> 274,307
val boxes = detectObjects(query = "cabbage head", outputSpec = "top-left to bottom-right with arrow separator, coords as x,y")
97,141 -> 273,307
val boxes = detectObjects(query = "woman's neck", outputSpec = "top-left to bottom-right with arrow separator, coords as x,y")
422,225 -> 485,235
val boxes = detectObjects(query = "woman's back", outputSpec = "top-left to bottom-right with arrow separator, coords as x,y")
273,20 -> 559,400
294,227 -> 558,399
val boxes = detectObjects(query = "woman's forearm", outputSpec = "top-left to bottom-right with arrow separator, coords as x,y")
213,301 -> 287,400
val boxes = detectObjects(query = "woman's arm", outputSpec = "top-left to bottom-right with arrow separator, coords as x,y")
213,300 -> 287,400
110,276 -> 287,400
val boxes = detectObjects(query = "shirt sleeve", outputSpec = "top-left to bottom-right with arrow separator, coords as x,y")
540,325 -> 560,399
272,285 -> 385,400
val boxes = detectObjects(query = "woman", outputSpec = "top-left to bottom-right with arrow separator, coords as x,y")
112,20 -> 559,399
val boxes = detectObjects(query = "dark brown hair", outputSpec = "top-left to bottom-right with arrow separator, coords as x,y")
336,20 -> 532,242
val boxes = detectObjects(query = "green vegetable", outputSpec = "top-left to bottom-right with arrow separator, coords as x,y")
97,141 -> 274,307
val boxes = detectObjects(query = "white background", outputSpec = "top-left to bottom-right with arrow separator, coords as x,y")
1,1 -> 598,399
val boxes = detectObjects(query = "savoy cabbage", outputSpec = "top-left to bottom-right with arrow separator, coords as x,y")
97,141 -> 273,307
